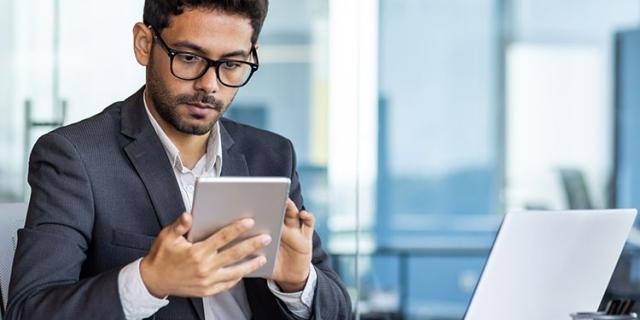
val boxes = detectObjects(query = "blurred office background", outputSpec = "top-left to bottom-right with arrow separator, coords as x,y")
2,0 -> 640,319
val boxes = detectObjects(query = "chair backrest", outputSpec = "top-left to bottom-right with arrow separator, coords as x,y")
0,203 -> 27,316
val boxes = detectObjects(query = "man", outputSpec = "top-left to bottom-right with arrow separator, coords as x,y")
6,1 -> 351,319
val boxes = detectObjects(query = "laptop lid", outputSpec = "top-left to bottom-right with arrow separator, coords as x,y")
464,209 -> 637,320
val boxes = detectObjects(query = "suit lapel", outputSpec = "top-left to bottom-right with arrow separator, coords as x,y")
188,298 -> 205,320
121,88 -> 186,228
243,278 -> 283,319
220,120 -> 250,177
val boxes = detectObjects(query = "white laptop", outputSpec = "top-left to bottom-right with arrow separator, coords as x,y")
464,209 -> 637,320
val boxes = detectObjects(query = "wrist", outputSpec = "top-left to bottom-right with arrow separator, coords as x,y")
276,269 -> 310,293
276,280 -> 307,293
140,257 -> 167,298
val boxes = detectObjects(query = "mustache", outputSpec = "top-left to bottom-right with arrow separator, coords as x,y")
176,93 -> 224,111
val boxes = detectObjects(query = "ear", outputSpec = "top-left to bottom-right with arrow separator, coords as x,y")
133,22 -> 153,66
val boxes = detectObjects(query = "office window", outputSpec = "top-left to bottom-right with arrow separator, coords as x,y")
0,0 -> 20,201
0,0 -> 145,201
506,0 -> 640,210
617,30 -> 640,214
363,0 -> 502,318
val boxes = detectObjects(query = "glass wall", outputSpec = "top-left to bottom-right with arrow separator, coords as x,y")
361,0 -> 502,318
506,0 -> 640,211
0,0 -> 19,202
0,0 -> 146,201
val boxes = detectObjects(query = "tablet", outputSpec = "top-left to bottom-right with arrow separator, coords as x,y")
187,177 -> 291,278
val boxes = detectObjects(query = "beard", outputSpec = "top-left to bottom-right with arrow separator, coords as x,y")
146,56 -> 233,136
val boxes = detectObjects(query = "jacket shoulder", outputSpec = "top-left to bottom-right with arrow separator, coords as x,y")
47,101 -> 124,145
220,117 -> 292,149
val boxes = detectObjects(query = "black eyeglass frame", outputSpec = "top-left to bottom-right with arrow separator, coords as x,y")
149,26 -> 259,88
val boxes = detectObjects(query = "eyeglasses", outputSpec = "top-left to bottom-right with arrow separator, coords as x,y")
150,26 -> 259,88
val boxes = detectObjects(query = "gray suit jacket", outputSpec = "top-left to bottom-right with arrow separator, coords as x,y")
7,88 -> 351,320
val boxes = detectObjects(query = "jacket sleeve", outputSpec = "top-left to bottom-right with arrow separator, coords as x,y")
6,132 -> 126,320
278,140 -> 352,320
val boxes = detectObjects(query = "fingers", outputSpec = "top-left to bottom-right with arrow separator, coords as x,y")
167,212 -> 192,240
214,234 -> 272,268
199,218 -> 255,251
194,255 -> 266,296
200,278 -> 244,297
218,255 -> 268,281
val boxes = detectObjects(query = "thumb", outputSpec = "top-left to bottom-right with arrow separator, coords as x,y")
300,210 -> 316,238
169,212 -> 192,238
284,199 -> 300,228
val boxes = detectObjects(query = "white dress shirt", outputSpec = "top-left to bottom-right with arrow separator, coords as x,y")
116,94 -> 317,320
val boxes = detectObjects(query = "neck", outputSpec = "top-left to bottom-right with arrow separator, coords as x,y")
167,129 -> 209,169
145,92 -> 209,169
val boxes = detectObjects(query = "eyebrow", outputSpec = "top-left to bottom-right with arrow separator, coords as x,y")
172,40 -> 250,59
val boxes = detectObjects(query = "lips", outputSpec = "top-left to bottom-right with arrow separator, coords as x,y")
186,103 -> 216,117
189,102 -> 213,109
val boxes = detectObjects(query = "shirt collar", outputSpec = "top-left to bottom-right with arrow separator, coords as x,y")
143,90 -> 223,175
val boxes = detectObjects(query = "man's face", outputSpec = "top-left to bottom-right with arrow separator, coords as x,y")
145,8 -> 255,135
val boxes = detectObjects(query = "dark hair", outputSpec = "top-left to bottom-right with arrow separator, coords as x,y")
143,0 -> 269,43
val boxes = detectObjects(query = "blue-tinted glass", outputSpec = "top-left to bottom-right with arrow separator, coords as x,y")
615,30 -> 640,212
370,0 -> 501,317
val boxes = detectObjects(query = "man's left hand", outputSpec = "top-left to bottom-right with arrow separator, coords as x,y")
269,198 -> 315,292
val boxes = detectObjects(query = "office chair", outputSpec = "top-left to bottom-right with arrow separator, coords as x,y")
0,203 -> 27,317
559,168 -> 593,209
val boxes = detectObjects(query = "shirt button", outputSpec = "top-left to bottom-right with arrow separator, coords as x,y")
187,185 -> 194,191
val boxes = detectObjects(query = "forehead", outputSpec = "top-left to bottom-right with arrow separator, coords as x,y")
162,8 -> 254,54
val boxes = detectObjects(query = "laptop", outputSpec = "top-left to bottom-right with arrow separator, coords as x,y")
464,209 -> 637,320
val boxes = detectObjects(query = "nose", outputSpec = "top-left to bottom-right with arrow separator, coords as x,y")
193,65 -> 220,94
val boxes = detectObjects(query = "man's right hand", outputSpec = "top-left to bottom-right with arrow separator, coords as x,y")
139,212 -> 271,298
